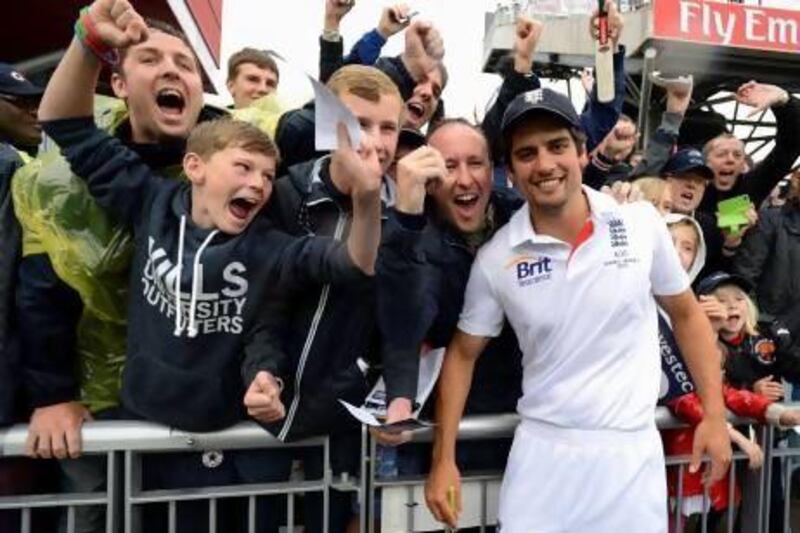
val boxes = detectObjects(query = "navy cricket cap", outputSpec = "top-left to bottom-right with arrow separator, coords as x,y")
662,148 -> 714,181
501,88 -> 582,136
696,271 -> 753,296
0,63 -> 43,98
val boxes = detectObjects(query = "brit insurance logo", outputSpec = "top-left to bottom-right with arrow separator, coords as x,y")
506,254 -> 553,287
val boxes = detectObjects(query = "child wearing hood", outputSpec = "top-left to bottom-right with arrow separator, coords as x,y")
660,215 -> 800,527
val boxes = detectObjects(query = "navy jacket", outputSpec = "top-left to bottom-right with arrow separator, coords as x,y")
44,117 -> 365,432
254,157 -> 392,441
0,143 -> 24,425
377,187 -> 525,414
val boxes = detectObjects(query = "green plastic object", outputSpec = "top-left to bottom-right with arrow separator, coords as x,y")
716,195 -> 753,235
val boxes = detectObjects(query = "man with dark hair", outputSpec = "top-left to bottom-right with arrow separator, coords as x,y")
226,47 -> 280,108
424,88 -> 731,531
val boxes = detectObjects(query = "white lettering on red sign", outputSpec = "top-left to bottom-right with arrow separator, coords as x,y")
676,0 -> 797,48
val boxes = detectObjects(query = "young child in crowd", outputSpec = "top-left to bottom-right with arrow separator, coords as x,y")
35,1 -> 383,433
702,273 -> 800,395
660,216 -> 800,530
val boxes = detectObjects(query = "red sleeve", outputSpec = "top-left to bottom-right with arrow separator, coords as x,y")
667,392 -> 704,425
723,385 -> 771,422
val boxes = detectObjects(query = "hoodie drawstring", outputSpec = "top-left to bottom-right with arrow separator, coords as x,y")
173,216 -> 187,336
187,229 -> 219,337
172,214 -> 219,338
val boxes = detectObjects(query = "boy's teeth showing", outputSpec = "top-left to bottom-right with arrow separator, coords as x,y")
230,198 -> 257,220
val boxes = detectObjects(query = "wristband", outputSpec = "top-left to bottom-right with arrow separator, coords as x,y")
75,7 -> 120,65
322,28 -> 341,42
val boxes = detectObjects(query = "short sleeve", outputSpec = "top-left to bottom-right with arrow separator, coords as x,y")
644,203 -> 690,296
457,252 -> 505,338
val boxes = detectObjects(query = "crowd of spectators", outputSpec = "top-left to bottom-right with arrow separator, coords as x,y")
1,0 -> 800,531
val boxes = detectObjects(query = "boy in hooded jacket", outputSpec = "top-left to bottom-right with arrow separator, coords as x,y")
37,0 -> 383,433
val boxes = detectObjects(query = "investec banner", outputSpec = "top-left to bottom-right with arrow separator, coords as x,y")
654,0 -> 799,54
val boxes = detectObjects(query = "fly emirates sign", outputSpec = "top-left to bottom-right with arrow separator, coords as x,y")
654,0 -> 799,54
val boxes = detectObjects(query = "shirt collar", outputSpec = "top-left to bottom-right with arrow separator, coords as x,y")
508,185 -> 620,249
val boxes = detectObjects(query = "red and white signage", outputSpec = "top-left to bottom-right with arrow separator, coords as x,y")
653,0 -> 800,54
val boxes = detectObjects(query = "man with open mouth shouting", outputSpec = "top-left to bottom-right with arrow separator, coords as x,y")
12,4 -> 217,531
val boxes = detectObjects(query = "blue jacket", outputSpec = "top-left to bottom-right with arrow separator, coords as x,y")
377,187 -> 525,414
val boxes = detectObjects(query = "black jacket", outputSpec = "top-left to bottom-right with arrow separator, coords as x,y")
733,205 -> 800,346
0,143 -> 24,425
698,97 -> 800,215
255,157 -> 394,441
45,118 -> 364,432
722,321 -> 800,389
377,187 -> 525,414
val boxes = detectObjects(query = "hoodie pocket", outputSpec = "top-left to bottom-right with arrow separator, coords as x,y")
122,355 -> 243,432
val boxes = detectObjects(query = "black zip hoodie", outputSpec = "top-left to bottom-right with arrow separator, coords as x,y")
42,117 -> 366,431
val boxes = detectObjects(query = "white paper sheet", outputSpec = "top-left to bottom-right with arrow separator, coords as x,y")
310,75 -> 362,152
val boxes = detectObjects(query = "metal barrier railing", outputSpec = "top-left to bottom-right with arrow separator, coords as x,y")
368,408 -> 800,533
0,421 -> 331,533
2,408 -> 799,532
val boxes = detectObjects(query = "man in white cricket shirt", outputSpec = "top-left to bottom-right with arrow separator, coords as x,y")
425,88 -> 732,532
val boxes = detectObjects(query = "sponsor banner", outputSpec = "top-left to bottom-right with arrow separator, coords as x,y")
653,0 -> 799,54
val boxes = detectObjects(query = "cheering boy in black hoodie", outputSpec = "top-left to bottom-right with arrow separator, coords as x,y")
36,0 -> 383,433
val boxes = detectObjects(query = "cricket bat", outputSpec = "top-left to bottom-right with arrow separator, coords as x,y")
595,0 -> 615,103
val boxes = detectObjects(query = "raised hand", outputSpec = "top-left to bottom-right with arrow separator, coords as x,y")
601,120 -> 638,162
665,75 -> 694,116
244,371 -> 285,423
590,0 -> 624,45
395,146 -> 447,214
736,81 -> 790,116
324,0 -> 355,31
88,0 -> 148,49
331,123 -> 383,199
698,295 -> 728,332
402,20 -> 445,82
378,4 -> 412,39
513,15 -> 544,74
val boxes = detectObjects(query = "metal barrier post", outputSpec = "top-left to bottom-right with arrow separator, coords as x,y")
367,427 -> 376,533
762,425 -> 775,532
123,450 -> 141,533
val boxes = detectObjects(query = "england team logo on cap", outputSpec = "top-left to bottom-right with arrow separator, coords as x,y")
524,89 -> 544,105
10,71 -> 25,82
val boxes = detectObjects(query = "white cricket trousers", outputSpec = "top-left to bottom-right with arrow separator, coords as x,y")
497,418 -> 667,533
